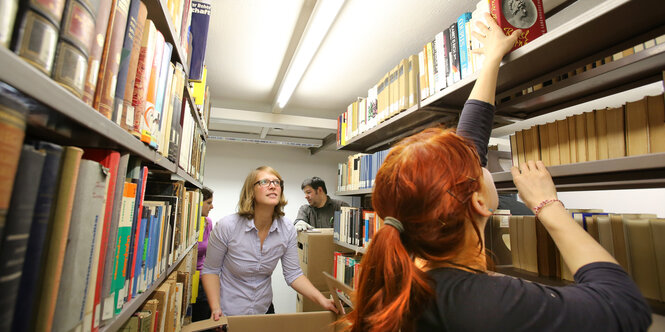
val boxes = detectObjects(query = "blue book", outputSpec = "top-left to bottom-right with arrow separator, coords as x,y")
132,207 -> 149,296
457,12 -> 472,79
189,0 -> 211,81
12,142 -> 62,332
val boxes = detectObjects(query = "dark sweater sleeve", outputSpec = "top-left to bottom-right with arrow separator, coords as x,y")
420,262 -> 652,332
456,99 -> 495,167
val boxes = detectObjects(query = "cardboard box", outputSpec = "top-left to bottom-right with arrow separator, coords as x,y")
297,229 -> 335,291
297,291 -> 331,312
182,312 -> 337,332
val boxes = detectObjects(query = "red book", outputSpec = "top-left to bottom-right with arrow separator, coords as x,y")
82,149 -> 120,332
489,0 -> 547,51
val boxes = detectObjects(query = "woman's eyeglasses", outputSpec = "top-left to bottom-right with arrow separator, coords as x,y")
255,179 -> 283,188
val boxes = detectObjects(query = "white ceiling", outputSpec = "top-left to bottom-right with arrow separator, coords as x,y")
204,0 -> 477,149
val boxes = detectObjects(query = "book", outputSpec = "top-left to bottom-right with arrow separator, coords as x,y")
646,94 -> 665,153
625,97 -> 649,156
13,10 -> 60,75
58,0 -> 96,56
457,12 -> 472,79
140,29 -> 164,146
546,122 -> 560,165
99,152 -> 129,323
650,218 -> 665,301
0,144 -> 46,332
0,0 -> 19,47
11,142 -> 63,332
189,0 -> 211,81
566,116 -> 577,163
447,22 -> 461,83
111,181 -> 137,315
82,149 -> 121,331
35,146 -> 84,332
556,118 -> 570,164
535,216 -> 559,278
585,112 -> 597,161
407,55 -> 418,108
537,124 -> 550,165
489,0 -> 547,51
0,83 -> 29,247
594,108 -> 609,160
485,211 -> 512,266
115,0 -> 147,131
53,159 -> 108,332
81,0 -> 113,105
574,114 -> 587,162
94,0 -> 131,119
623,217 -> 660,300
605,106 -> 626,159
131,19 -> 157,137
52,40 -> 89,97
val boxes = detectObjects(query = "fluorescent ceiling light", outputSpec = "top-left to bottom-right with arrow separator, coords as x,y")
276,0 -> 345,109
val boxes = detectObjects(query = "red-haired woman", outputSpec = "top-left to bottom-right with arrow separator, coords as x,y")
201,166 -> 337,319
346,14 -> 652,332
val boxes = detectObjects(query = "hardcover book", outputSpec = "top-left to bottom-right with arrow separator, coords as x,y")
11,142 -> 63,332
0,144 -> 46,332
52,159 -> 108,332
189,0 -> 211,81
13,10 -> 59,75
59,0 -> 96,56
0,83 -> 29,247
81,0 -> 113,105
52,40 -> 89,97
116,1 -> 147,131
489,0 -> 547,51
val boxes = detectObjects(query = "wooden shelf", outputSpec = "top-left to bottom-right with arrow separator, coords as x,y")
334,239 -> 366,254
493,153 -> 665,192
336,188 -> 372,196
338,0 -> 665,153
100,240 -> 198,332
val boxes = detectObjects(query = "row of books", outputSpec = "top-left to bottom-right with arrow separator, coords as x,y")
337,148 -> 391,192
487,210 -> 665,302
119,246 -> 197,332
333,252 -> 362,291
336,0 -> 548,147
499,34 -> 665,105
509,93 -> 665,168
2,0 -> 209,167
0,135 -> 203,332
0,83 -> 204,332
333,207 -> 382,250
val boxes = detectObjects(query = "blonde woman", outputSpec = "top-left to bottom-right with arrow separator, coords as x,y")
201,166 -> 337,319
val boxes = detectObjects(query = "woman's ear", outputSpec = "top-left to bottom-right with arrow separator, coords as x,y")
470,191 -> 493,218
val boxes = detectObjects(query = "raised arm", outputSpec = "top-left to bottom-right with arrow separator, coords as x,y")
457,14 -> 520,166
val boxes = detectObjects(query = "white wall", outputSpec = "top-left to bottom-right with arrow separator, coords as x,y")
203,140 -> 352,313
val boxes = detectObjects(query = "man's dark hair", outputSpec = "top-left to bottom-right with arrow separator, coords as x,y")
202,187 -> 214,201
301,177 -> 327,194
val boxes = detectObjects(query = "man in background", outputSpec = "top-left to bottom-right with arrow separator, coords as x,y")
294,177 -> 349,231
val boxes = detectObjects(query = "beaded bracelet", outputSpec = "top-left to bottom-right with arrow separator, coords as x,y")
533,199 -> 564,217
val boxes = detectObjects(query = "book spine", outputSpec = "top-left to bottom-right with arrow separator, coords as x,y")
448,22 -> 460,83
117,2 -> 147,131
0,84 -> 29,245
14,10 -> 59,75
94,0 -> 130,118
168,64 -> 185,161
0,0 -> 19,47
11,142 -> 62,332
0,145 -> 46,332
141,31 -> 165,146
81,0 -> 113,105
27,0 -> 67,26
131,20 -> 157,138
59,0 -> 96,56
52,159 -> 108,332
52,41 -> 89,97
457,12 -> 471,79
188,0 -> 211,81
112,0 -> 144,124
112,182 -> 136,315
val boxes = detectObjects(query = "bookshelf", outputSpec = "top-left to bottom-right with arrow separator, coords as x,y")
99,240 -> 198,332
0,46 -> 204,189
336,188 -> 372,197
0,0 -> 209,330
338,0 -> 665,153
334,239 -> 366,255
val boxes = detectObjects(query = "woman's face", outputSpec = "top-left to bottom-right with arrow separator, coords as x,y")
253,170 -> 282,207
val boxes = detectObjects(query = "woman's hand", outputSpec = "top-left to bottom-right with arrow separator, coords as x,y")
471,13 -> 521,63
319,297 -> 339,314
211,307 -> 223,321
510,160 -> 558,211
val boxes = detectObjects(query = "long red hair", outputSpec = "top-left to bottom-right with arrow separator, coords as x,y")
345,127 -> 485,332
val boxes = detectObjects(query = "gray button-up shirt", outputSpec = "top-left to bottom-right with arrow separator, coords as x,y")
201,213 -> 303,315
295,196 -> 349,228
